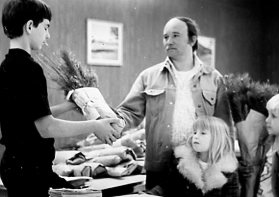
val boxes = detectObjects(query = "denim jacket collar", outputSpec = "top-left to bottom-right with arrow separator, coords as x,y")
161,54 -> 215,81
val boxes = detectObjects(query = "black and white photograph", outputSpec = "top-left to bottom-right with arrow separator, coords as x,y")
0,0 -> 278,197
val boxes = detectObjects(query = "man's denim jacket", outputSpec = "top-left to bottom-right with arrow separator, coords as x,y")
117,56 -> 232,172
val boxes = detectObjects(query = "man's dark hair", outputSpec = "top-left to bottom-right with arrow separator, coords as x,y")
2,0 -> 52,39
175,16 -> 200,52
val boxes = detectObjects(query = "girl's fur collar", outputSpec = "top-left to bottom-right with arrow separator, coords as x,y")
174,145 -> 238,192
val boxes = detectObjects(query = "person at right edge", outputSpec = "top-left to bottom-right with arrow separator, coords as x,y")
266,94 -> 279,197
228,83 -> 275,197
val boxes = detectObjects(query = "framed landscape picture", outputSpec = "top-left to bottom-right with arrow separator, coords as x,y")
87,19 -> 123,66
197,36 -> 216,67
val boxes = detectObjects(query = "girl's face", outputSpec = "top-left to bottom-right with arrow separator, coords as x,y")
192,128 -> 211,156
266,110 -> 279,136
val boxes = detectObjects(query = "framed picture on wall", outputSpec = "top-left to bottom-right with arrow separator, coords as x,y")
87,19 -> 123,66
197,36 -> 216,67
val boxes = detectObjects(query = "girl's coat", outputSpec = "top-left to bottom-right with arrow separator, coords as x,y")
164,145 -> 240,197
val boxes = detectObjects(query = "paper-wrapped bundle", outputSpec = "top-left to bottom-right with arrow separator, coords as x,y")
53,159 -> 138,178
53,162 -> 107,178
91,155 -> 122,167
112,129 -> 146,158
77,128 -> 146,157
36,51 -> 125,133
224,73 -> 278,197
235,110 -> 274,197
106,160 -> 138,177
49,188 -> 101,197
84,146 -> 137,161
63,146 -> 136,166
66,152 -> 123,167
53,150 -> 80,165
76,134 -> 110,148
70,87 -> 114,119
70,87 -> 125,133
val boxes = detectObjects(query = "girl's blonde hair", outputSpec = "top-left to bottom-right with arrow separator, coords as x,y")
266,94 -> 279,116
187,116 -> 235,164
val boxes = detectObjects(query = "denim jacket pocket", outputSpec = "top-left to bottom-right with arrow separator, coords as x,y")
144,89 -> 165,117
202,90 -> 216,116
144,89 -> 165,96
202,90 -> 216,105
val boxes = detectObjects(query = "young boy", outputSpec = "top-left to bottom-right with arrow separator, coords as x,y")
0,0 -> 121,196
266,94 -> 279,197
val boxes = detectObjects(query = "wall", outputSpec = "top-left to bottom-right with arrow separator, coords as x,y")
263,0 -> 279,84
0,0 -> 265,149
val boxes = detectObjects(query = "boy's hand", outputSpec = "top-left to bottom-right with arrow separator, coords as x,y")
93,118 -> 121,145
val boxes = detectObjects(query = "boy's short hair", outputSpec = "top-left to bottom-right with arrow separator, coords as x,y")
2,0 -> 52,39
266,94 -> 279,114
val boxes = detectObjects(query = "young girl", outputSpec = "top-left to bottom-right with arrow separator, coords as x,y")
265,94 -> 279,197
164,116 -> 240,197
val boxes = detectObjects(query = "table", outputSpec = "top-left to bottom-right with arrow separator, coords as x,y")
85,174 -> 146,197
0,174 -> 146,197
113,194 -> 159,197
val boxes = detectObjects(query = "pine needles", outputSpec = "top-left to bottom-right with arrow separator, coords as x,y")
224,73 -> 278,102
224,73 -> 279,119
35,50 -> 98,96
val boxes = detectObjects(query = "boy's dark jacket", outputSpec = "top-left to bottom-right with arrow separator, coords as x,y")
160,145 -> 240,197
